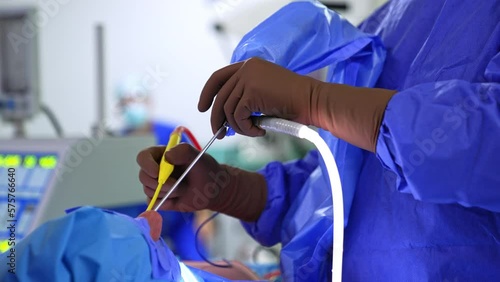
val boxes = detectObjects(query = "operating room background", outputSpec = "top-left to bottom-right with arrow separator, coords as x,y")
0,0 -> 386,262
0,0 -> 387,141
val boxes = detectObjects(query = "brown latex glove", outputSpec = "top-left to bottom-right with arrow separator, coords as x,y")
137,143 -> 267,222
199,57 -> 397,152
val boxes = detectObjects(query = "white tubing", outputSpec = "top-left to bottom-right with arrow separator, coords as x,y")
253,117 -> 344,282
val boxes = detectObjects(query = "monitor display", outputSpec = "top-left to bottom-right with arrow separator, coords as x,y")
0,152 -> 58,252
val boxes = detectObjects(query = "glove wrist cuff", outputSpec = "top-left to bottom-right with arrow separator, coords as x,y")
311,83 -> 397,152
212,165 -> 268,222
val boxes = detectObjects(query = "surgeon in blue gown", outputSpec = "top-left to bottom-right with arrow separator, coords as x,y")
136,0 -> 500,281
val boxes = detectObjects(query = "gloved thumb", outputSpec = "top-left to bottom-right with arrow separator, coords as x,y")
163,143 -> 199,166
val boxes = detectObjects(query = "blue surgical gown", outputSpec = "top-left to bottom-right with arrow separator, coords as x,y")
242,0 -> 500,281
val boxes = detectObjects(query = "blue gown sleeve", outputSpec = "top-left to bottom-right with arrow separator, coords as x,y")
376,52 -> 500,212
241,151 -> 320,246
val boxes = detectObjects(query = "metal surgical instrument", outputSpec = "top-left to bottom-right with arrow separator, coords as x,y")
153,122 -> 228,211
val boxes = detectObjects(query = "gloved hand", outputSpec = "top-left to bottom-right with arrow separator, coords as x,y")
137,143 -> 267,222
199,57 -> 397,152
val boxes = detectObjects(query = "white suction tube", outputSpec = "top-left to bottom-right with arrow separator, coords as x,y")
252,116 -> 344,282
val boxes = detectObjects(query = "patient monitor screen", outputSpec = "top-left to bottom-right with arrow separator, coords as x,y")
0,152 -> 59,249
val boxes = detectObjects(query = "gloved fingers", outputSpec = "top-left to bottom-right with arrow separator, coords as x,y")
144,184 -> 185,211
164,144 -> 204,180
155,198 -> 181,211
164,143 -> 199,166
169,163 -> 186,180
165,144 -> 204,180
143,184 -> 167,199
170,198 -> 201,212
222,82 -> 245,135
234,96 -> 265,137
144,185 -> 156,199
198,61 -> 244,112
139,170 -> 158,190
210,69 -> 241,137
143,177 -> 188,198
144,185 -> 167,199
136,146 -> 165,178
162,177 -> 188,198
156,197 -> 199,213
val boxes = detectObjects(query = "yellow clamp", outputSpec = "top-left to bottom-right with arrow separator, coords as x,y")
146,131 -> 182,211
